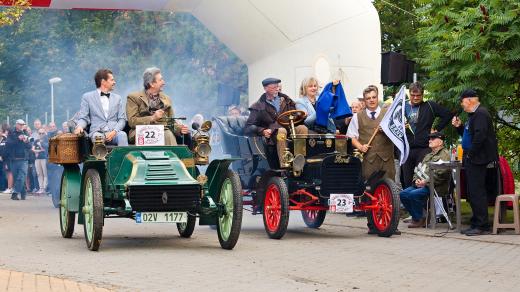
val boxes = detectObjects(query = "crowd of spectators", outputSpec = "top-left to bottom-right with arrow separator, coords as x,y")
0,118 -> 68,201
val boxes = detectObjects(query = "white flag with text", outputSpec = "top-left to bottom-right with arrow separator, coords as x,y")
380,85 -> 409,165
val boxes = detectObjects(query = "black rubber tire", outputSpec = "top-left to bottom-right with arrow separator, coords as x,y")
216,170 -> 243,250
366,178 -> 400,237
301,210 -> 327,229
59,172 -> 75,238
177,214 -> 196,238
262,176 -> 290,239
83,169 -> 104,251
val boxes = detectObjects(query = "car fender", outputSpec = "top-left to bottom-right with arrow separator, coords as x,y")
62,164 -> 81,212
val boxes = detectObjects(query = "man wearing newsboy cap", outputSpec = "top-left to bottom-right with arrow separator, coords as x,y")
452,89 -> 498,236
245,77 -> 308,167
5,119 -> 32,200
399,131 -> 451,228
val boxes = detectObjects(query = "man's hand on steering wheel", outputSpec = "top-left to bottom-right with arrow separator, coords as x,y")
276,110 -> 307,126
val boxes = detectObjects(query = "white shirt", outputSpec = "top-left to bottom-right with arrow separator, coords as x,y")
97,89 -> 110,118
346,107 -> 381,139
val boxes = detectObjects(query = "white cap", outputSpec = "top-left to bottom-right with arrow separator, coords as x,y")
15,119 -> 26,125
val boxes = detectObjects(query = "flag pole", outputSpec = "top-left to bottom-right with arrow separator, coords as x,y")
366,126 -> 380,147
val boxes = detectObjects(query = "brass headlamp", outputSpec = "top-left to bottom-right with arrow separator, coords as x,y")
192,120 -> 212,165
92,136 -> 107,160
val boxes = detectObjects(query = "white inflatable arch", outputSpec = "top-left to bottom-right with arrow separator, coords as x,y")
6,0 -> 382,104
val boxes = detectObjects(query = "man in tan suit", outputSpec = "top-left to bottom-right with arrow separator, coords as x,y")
126,67 -> 189,145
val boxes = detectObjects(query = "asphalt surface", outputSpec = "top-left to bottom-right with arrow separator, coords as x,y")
1,194 -> 520,291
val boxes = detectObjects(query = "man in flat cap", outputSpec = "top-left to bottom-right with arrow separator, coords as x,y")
245,78 -> 308,166
452,89 -> 498,236
399,132 -> 451,228
5,119 -> 32,200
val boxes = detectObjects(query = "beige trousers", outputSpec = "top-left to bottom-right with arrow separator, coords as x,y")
35,159 -> 47,189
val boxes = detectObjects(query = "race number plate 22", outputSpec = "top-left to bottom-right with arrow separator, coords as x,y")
135,212 -> 187,223
329,193 -> 354,213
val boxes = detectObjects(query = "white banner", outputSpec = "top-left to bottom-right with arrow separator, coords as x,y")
380,85 -> 409,165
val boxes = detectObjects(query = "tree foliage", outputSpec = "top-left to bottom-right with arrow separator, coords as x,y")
0,0 -> 30,27
0,10 -> 247,125
416,0 -> 520,160
373,0 -> 421,59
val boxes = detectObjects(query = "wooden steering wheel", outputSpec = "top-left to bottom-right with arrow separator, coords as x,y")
276,110 -> 307,126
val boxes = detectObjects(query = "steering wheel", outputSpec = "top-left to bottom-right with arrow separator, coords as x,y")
276,110 -> 307,126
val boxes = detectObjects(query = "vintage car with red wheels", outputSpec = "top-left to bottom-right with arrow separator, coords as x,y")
215,110 -> 400,239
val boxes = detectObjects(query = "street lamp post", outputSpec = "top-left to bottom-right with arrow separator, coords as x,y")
49,77 -> 62,123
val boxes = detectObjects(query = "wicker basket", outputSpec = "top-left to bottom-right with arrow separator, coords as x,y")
48,133 -> 81,164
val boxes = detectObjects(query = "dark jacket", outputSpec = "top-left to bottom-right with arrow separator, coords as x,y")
5,129 -> 32,160
456,105 -> 498,165
406,101 -> 453,148
245,93 -> 296,136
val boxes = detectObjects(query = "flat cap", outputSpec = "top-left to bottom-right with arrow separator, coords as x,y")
428,132 -> 446,140
15,119 -> 26,125
262,77 -> 281,87
459,89 -> 478,101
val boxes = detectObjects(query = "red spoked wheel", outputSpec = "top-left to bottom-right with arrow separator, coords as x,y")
263,176 -> 289,239
366,178 -> 399,237
301,210 -> 326,228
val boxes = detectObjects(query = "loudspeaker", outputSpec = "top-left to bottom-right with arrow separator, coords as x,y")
381,52 -> 407,85
405,60 -> 416,83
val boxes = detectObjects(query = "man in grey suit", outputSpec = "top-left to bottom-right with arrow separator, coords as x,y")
74,69 -> 128,146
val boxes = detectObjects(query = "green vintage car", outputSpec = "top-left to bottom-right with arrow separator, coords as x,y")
52,120 -> 242,251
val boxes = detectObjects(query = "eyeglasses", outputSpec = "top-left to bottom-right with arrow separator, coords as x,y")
39,132 -> 45,135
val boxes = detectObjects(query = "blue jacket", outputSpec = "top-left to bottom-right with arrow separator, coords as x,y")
294,96 -> 336,133
316,82 -> 352,128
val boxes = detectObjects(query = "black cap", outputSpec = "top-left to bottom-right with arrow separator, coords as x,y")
428,132 -> 446,140
459,89 -> 478,101
262,78 -> 281,87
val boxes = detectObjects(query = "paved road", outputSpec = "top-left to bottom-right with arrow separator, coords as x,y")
1,195 -> 520,291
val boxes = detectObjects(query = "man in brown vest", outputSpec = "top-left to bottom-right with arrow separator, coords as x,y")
347,85 -> 399,235
347,85 -> 395,181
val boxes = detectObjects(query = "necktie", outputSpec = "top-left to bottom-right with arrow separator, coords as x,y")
101,92 -> 110,98
370,111 -> 376,120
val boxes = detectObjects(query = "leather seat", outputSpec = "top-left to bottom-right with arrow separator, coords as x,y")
214,116 -> 251,158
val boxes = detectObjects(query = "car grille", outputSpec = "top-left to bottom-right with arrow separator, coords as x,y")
127,184 -> 201,212
320,155 -> 362,197
145,161 -> 178,181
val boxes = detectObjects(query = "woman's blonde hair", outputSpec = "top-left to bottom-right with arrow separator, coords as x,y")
299,77 -> 319,97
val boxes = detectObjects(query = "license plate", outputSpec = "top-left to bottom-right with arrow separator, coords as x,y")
135,212 -> 187,223
329,194 -> 354,213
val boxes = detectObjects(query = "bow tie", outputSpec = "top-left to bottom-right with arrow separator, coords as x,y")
101,92 -> 110,98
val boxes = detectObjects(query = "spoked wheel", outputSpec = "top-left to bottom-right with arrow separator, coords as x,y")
301,210 -> 326,229
177,214 -> 196,238
83,169 -> 104,251
216,170 -> 243,250
263,176 -> 289,239
366,178 -> 400,237
59,171 -> 76,238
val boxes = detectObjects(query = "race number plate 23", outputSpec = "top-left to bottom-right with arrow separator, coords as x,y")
329,193 -> 354,213
135,212 -> 187,223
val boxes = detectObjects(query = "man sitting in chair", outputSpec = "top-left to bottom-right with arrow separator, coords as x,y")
245,78 -> 308,166
399,132 -> 451,228
74,69 -> 128,146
